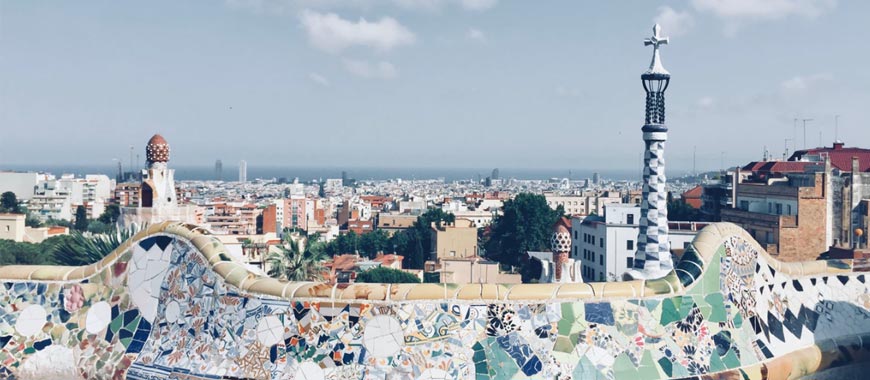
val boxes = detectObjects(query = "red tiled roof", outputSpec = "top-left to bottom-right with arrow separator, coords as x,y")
741,161 -> 816,174
682,185 -> 703,198
788,143 -> 870,172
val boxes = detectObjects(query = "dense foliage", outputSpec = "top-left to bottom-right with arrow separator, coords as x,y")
483,193 -> 563,282
265,238 -> 326,282
0,192 -> 21,214
355,266 -> 420,283
50,226 -> 140,266
314,209 -> 455,270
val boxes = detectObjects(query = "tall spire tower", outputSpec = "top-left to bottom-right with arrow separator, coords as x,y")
627,24 -> 673,280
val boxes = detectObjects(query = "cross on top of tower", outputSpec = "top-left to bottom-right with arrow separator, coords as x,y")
643,24 -> 670,76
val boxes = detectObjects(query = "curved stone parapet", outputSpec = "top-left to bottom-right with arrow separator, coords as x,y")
0,221 -> 867,379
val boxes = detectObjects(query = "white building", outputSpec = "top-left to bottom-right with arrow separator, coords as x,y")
239,160 -> 247,183
573,204 -> 706,282
545,193 -> 622,216
0,172 -> 42,201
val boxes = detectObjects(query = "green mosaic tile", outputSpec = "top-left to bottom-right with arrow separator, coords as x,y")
678,296 -> 696,319
573,355 -> 608,380
671,361 -> 690,378
692,295 -> 712,319
657,357 -> 672,377
613,352 -> 636,380
732,311 -> 743,328
636,350 -> 661,380
705,293 -> 727,323
722,349 -> 741,369
109,315 -> 122,333
660,297 -> 681,325
709,349 -> 727,372
558,302 -> 585,336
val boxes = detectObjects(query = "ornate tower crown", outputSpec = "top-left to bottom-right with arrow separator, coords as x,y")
642,24 -> 671,126
643,24 -> 670,77
146,134 -> 170,165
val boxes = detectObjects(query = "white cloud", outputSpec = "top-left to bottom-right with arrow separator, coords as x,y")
697,96 -> 715,107
654,6 -> 694,36
299,10 -> 416,54
309,72 -> 330,86
458,0 -> 497,11
466,28 -> 486,43
691,0 -> 835,20
343,59 -> 398,79
781,73 -> 833,92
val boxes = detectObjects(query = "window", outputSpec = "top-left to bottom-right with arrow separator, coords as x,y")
627,214 -> 634,225
599,273 -> 604,281
626,257 -> 634,268
775,203 -> 782,215
787,204 -> 792,215
573,246 -> 578,257
768,203 -> 773,213
600,239 -> 604,248
599,254 -> 604,265
740,200 -> 749,210
574,231 -> 577,239
591,236 -> 595,245
627,240 -> 634,250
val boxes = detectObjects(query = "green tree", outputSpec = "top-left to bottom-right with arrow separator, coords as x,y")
355,266 -> 420,283
50,226 -> 139,266
74,206 -> 88,232
0,192 -> 20,213
87,220 -> 112,234
0,240 -> 55,265
265,239 -> 326,282
358,229 -> 390,258
484,193 -> 563,282
97,204 -> 121,225
667,199 -> 701,221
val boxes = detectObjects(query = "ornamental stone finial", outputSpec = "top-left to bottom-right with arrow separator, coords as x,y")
644,24 -> 670,76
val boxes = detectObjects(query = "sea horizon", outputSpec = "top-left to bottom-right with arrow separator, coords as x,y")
0,164 -> 677,182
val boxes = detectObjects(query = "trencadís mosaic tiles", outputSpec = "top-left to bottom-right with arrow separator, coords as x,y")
0,222 -> 866,379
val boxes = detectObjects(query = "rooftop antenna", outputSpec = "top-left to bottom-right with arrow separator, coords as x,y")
129,145 -> 134,177
802,118 -> 813,149
793,118 -> 798,152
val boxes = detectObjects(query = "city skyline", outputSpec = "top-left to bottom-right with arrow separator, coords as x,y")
2,1 -> 867,171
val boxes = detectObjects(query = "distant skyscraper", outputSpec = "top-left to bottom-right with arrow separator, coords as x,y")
239,160 -> 247,183
592,172 -> 600,185
491,168 -> 500,180
627,24 -> 673,280
215,160 -> 223,181
341,171 -> 348,186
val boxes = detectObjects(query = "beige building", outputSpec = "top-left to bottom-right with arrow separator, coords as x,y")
0,213 -> 69,243
0,214 -> 25,242
430,219 -> 478,261
432,257 -> 521,284
545,192 -> 622,216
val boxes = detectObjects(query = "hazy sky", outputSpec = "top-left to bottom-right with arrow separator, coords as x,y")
1,0 -> 868,173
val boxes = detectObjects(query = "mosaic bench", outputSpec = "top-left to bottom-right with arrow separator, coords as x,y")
0,221 -> 867,379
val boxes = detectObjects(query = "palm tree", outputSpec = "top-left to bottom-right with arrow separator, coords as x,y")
265,238 -> 326,282
51,225 -> 141,266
